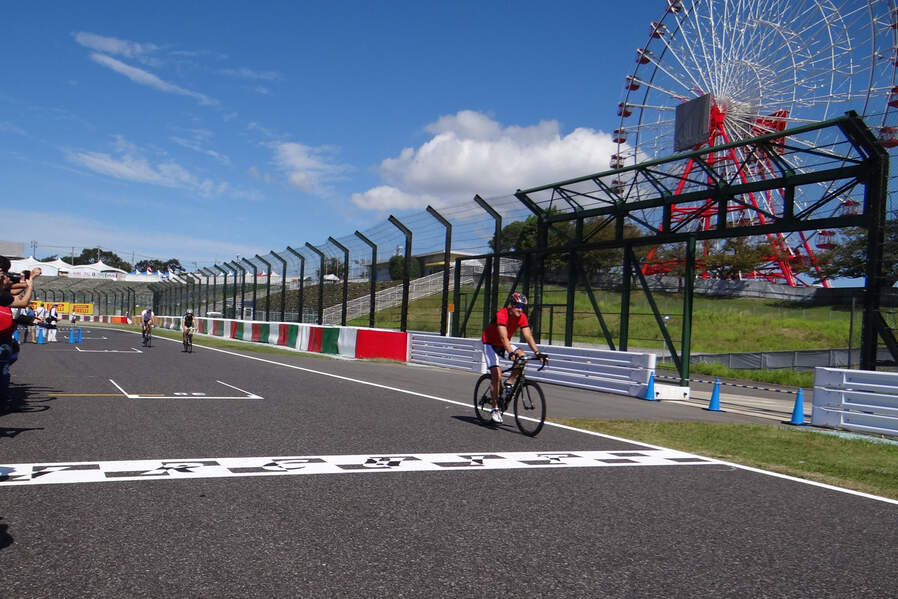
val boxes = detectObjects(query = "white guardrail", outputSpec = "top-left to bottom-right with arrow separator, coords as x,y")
409,332 -> 656,397
812,367 -> 898,436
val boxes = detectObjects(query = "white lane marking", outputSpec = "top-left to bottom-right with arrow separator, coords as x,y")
74,347 -> 142,354
0,449 -> 717,486
216,380 -> 263,399
105,378 -> 261,400
105,329 -> 898,506
108,379 -> 133,398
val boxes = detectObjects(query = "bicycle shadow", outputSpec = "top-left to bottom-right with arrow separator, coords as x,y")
0,517 -> 13,551
452,415 -> 522,435
2,382 -> 55,416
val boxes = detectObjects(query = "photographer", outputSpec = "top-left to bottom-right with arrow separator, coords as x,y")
1,256 -> 40,407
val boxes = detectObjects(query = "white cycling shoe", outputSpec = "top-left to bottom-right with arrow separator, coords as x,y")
490,408 -> 503,424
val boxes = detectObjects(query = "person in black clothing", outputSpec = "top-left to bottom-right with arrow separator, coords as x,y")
181,310 -> 196,351
1,257 -> 40,407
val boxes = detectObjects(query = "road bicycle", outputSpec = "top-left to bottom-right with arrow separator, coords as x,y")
473,354 -> 547,436
182,328 -> 193,353
141,324 -> 152,348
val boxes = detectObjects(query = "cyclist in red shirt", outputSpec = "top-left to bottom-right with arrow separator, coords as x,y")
481,292 -> 546,423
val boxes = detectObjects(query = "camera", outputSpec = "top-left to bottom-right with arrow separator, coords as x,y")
6,270 -> 29,283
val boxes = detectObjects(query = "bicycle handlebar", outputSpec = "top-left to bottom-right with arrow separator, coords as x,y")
508,353 -> 549,372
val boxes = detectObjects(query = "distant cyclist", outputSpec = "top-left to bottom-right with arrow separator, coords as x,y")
481,292 -> 546,423
140,307 -> 154,346
181,310 -> 195,351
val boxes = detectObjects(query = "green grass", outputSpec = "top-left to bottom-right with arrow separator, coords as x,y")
554,419 -> 898,500
659,361 -> 815,387
350,285 -> 856,354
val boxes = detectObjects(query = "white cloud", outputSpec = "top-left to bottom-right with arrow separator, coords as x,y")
89,53 -> 218,106
219,67 -> 282,81
272,142 -> 349,193
170,133 -> 231,165
0,121 -> 27,136
67,135 -> 224,197
73,32 -> 159,59
352,110 -> 617,211
350,186 -> 437,211
248,166 -> 272,184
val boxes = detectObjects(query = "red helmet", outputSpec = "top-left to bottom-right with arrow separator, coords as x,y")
509,292 -> 528,306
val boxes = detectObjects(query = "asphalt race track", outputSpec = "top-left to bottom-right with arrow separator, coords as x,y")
2,327 -> 896,598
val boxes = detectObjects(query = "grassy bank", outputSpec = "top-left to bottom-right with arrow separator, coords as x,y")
554,419 -> 898,500
350,286 -> 856,354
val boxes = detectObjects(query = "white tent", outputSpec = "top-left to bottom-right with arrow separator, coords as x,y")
9,256 -> 48,275
88,259 -> 128,274
47,258 -> 75,274
66,260 -> 128,280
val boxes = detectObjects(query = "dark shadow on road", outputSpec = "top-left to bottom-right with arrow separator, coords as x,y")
0,517 -> 13,550
451,415 -> 522,435
1,382 -> 56,415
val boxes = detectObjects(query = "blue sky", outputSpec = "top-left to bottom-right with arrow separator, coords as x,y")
2,2 -> 665,266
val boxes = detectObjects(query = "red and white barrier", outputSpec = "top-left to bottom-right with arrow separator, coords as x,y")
157,316 -> 409,362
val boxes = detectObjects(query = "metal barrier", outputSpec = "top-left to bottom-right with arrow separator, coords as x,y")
812,367 -> 898,436
409,332 -> 656,397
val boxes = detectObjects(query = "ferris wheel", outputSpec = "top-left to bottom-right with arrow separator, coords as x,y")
611,0 -> 898,286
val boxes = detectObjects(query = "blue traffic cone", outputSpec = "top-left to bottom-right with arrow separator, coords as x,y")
704,378 -> 723,412
68,328 -> 76,343
36,327 -> 46,344
76,327 -> 83,343
788,388 -> 806,426
643,372 -> 658,401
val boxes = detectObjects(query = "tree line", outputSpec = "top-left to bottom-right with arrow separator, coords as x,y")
487,211 -> 898,287
38,247 -> 184,274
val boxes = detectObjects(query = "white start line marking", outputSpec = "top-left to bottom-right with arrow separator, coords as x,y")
0,449 -> 716,486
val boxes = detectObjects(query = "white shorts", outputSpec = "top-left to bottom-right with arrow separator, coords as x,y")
482,343 -> 518,370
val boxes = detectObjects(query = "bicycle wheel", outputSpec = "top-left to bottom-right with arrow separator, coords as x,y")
183,335 -> 189,352
473,374 -> 494,422
187,334 -> 193,353
146,331 -> 152,348
514,381 -> 545,437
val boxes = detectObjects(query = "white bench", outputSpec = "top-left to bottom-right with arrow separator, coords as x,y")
812,367 -> 898,436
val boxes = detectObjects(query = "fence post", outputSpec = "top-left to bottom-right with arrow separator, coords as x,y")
427,206 -> 452,336
242,258 -> 257,321
355,231 -> 377,328
229,261 -> 246,320
214,265 -> 229,316
255,254 -> 272,322
474,195 -> 501,322
328,237 -> 350,326
388,215 -> 412,332
305,243 -> 326,325
270,252 -> 287,322
285,246 -> 305,323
